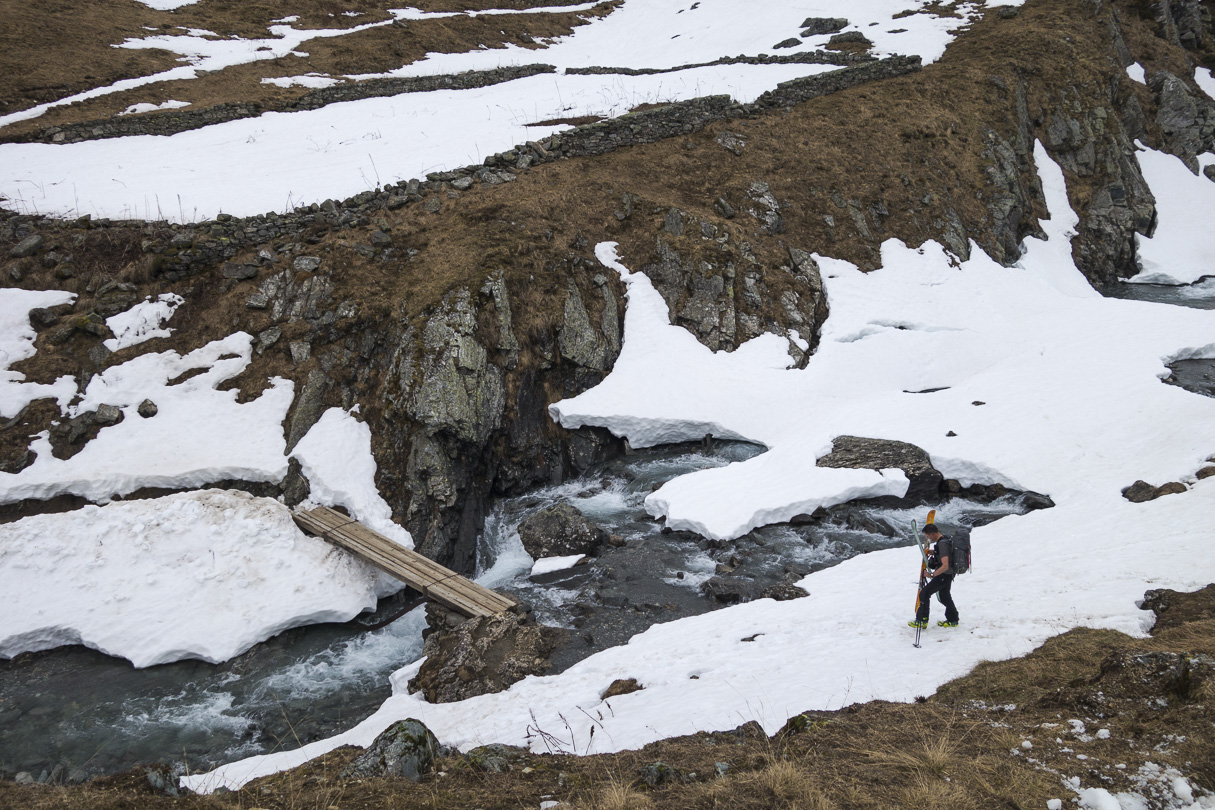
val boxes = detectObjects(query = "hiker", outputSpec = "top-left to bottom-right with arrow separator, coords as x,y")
910,524 -> 959,628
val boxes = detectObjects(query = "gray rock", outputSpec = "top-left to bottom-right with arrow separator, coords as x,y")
408,289 -> 505,446
94,403 -> 123,426
423,196 -> 441,214
280,457 -> 311,508
137,399 -> 158,418
9,234 -> 44,258
700,575 -> 765,604
714,197 -> 736,219
817,435 -> 943,502
341,719 -> 440,781
516,503 -> 609,559
1153,481 -> 1188,498
221,262 -> 258,280
663,208 -> 684,236
773,37 -> 802,49
289,339 -> 311,365
28,307 -> 62,329
370,229 -> 393,247
1150,71 -> 1215,171
286,369 -> 332,452
760,582 -> 809,601
715,131 -> 745,156
827,31 -> 872,49
94,283 -> 140,318
47,313 -> 113,345
255,326 -> 282,354
451,176 -> 475,191
257,269 -> 334,322
407,610 -> 562,703
293,255 -> 321,272
1121,480 -> 1156,503
246,292 -> 270,309
1205,164 -> 1215,182
461,743 -> 528,773
144,767 -> 179,797
15,771 -> 34,784
801,17 -> 848,35
558,281 -> 610,372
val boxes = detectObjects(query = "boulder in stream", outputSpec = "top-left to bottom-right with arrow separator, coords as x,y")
516,503 -> 609,559
408,607 -> 565,703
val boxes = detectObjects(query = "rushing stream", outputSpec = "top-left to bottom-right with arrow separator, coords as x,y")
0,441 -> 1037,782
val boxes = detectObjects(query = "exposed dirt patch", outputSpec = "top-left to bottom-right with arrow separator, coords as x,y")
0,0 -> 179,116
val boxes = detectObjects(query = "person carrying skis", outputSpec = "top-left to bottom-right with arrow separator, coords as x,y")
909,524 -> 959,629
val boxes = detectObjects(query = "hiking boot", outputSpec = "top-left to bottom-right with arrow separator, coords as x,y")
907,619 -> 927,629
938,620 -> 959,628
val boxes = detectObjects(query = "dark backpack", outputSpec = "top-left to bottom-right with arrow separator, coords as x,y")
948,530 -> 972,575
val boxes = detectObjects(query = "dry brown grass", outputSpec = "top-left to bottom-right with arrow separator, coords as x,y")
0,0 -> 611,133
583,779 -> 655,810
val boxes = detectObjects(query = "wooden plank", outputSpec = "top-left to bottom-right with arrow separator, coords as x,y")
292,506 -> 515,618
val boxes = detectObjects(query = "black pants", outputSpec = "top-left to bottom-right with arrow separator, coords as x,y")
916,574 -> 958,623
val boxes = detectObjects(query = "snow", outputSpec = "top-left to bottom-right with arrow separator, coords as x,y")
292,407 -> 413,550
181,143 -> 1215,794
1196,67 -> 1215,100
0,0 -> 1025,222
0,489 -> 387,667
1126,63 -> 1147,84
0,332 -> 294,504
261,74 -> 341,89
135,0 -> 201,9
103,293 -> 184,351
0,62 -> 834,222
1132,147 -> 1215,285
0,288 -> 77,419
531,554 -> 585,577
119,100 -> 191,116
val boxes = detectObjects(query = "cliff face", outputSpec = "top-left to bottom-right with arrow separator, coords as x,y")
2,0 -> 1213,568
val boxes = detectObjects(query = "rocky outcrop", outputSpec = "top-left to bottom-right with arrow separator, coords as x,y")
516,503 -> 608,559
1150,70 -> 1215,171
634,212 -> 827,363
407,608 -> 565,703
816,435 -> 943,503
340,719 -> 441,781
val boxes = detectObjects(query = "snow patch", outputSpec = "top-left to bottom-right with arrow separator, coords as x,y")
119,100 -> 192,116
0,332 -> 293,504
530,554 -> 585,577
0,490 -> 386,667
292,407 -> 413,551
103,293 -> 184,351
0,288 -> 77,419
1132,146 -> 1215,285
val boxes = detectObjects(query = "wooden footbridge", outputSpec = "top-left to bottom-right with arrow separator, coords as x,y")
293,506 -> 516,618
